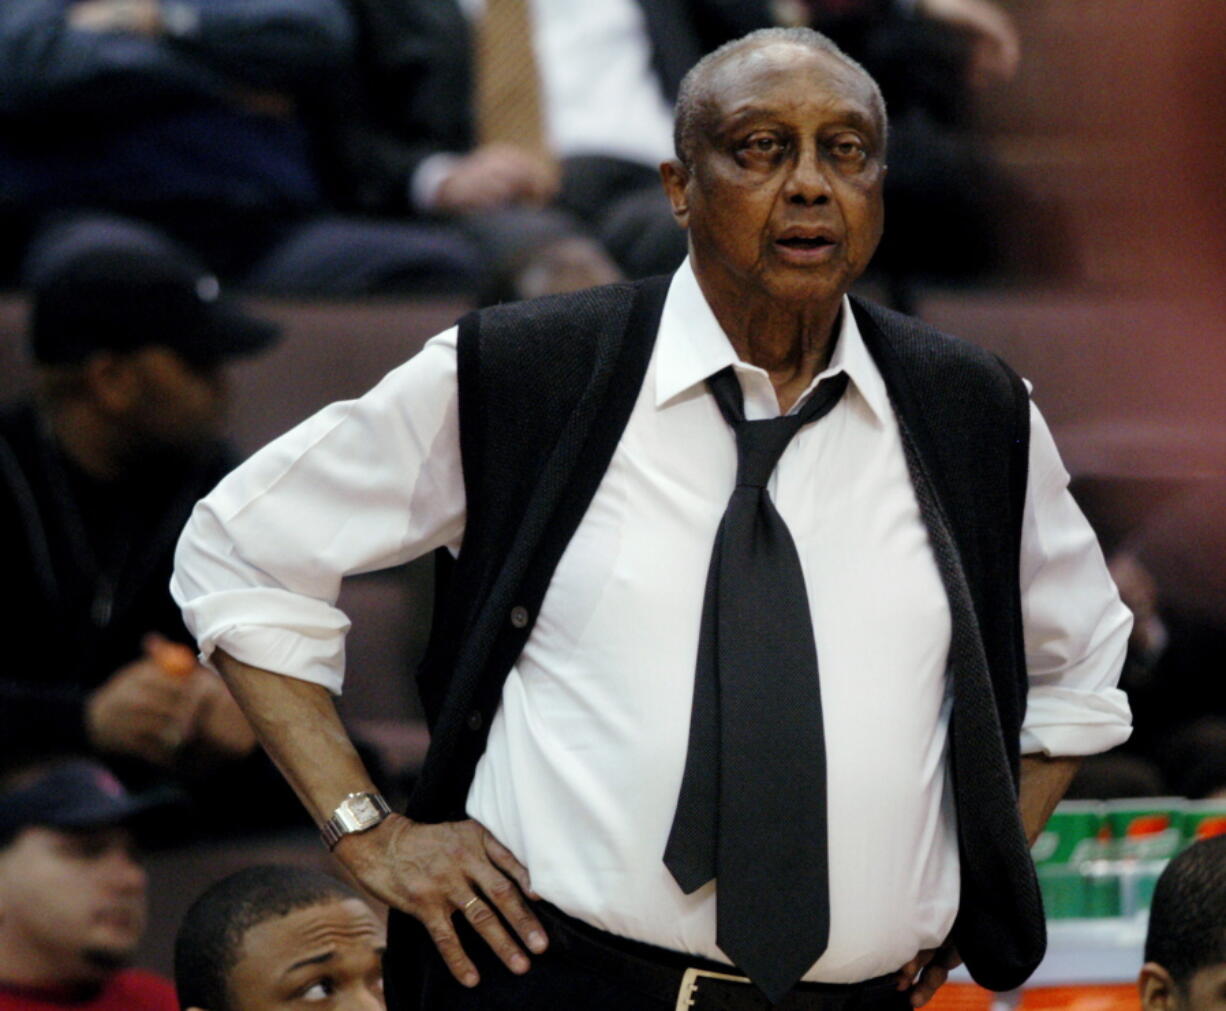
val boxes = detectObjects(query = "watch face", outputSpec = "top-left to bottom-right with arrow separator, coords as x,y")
351,796 -> 378,822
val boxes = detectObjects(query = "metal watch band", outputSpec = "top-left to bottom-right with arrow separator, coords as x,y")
320,792 -> 391,850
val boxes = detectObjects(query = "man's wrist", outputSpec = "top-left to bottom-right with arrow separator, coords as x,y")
320,792 -> 392,850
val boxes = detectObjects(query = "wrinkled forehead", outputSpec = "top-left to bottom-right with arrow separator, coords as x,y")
239,898 -> 385,966
703,42 -> 880,133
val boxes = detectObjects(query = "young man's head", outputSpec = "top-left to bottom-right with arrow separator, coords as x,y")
0,759 -> 162,988
27,233 -> 278,474
175,865 -> 386,1011
1141,835 -> 1226,1011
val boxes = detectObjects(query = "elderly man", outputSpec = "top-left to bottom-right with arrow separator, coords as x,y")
0,759 -> 176,1010
174,865 -> 385,1011
173,26 -> 1131,1010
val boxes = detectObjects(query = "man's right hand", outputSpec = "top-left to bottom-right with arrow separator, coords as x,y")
434,144 -> 560,213
85,657 -> 196,766
333,814 -> 548,987
204,650 -> 544,986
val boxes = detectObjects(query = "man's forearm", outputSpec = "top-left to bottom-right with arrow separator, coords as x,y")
212,648 -> 550,987
1018,754 -> 1081,844
212,648 -> 375,827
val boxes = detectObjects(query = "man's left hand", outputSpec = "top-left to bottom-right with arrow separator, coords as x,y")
67,0 -> 161,36
896,944 -> 962,1007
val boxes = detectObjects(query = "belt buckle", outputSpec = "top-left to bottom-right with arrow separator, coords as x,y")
675,966 -> 754,1010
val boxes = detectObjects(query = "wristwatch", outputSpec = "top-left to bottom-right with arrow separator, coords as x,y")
320,792 -> 392,850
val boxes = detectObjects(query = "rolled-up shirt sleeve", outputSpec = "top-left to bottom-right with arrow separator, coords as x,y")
172,329 -> 464,694
1019,395 -> 1133,756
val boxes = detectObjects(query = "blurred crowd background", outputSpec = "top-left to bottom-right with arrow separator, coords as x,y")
0,0 -> 1223,994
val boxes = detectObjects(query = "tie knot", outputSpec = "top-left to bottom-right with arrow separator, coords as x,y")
706,368 -> 852,490
735,417 -> 804,488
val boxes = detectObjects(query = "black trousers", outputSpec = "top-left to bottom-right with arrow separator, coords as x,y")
410,905 -> 912,1011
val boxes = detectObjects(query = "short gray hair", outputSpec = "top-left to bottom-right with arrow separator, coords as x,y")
673,27 -> 888,168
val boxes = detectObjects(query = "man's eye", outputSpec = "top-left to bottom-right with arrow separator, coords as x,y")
301,979 -> 335,1001
829,138 -> 867,161
741,134 -> 783,155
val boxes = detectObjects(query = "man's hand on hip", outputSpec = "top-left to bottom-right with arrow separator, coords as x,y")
333,814 -> 548,987
896,944 -> 961,1007
206,650 -> 549,986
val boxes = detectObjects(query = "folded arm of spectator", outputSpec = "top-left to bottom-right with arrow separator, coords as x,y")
0,655 -> 198,770
150,0 -> 355,89
0,0 -> 227,118
0,0 -> 354,120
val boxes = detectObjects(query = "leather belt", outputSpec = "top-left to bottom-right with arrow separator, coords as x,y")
535,902 -> 904,1011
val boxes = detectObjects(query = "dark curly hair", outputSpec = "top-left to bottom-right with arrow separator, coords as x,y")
1144,835 -> 1226,987
174,864 -> 359,1011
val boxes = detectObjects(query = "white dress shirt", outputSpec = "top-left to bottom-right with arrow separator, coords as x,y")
173,259 -> 1132,982
528,0 -> 676,165
415,0 -> 676,209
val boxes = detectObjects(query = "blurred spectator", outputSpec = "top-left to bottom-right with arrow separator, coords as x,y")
1068,549 -> 1226,800
1110,549 -> 1226,800
0,758 -> 177,1010
788,0 -> 1046,287
0,233 -> 304,837
315,0 -> 772,301
1139,834 -> 1226,1011
174,865 -> 385,1010
0,0 -> 479,294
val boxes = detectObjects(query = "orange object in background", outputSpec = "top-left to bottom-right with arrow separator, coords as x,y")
1193,816 -> 1226,841
145,636 -> 197,679
1022,985 -> 1136,1011
1125,815 -> 1172,839
927,984 -> 1137,1011
927,982 -> 993,1011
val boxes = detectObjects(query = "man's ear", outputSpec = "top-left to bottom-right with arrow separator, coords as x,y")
1140,962 -> 1180,1011
660,159 -> 691,228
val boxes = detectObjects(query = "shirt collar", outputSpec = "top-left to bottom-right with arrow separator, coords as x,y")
654,257 -> 891,423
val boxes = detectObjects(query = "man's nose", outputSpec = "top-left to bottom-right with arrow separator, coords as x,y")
784,145 -> 832,205
105,846 -> 147,894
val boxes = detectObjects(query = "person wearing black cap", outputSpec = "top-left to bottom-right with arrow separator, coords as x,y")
0,758 -> 177,1010
0,238 -> 284,832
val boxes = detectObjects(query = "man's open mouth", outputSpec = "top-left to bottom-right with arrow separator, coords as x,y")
774,230 -> 839,261
775,229 -> 836,250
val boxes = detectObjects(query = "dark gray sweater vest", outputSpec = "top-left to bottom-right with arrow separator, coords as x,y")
387,277 -> 1045,1000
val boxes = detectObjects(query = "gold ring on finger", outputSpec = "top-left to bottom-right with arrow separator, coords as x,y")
461,895 -> 482,915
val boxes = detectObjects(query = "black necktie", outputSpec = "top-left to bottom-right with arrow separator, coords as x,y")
665,365 -> 850,1005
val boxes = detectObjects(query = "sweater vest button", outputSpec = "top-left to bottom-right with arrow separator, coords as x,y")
467,711 -> 483,731
509,605 -> 530,629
